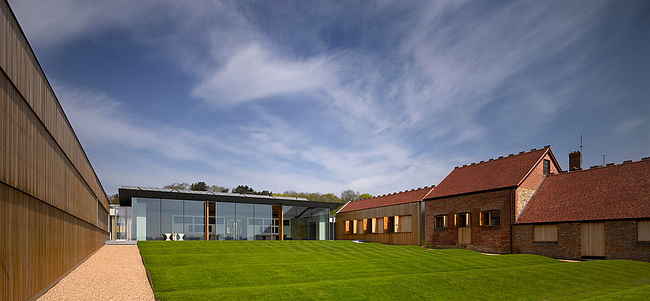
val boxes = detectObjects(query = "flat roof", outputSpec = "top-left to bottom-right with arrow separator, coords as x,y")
118,186 -> 342,209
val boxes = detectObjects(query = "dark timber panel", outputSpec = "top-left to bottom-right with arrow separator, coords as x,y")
0,1 -> 109,299
336,202 -> 421,245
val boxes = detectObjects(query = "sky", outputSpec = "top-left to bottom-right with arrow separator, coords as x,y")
9,0 -> 649,197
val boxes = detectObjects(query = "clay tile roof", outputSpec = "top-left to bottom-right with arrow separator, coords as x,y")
426,147 -> 556,200
338,186 -> 435,213
516,160 -> 650,224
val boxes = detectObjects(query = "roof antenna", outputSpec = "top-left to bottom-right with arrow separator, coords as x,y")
579,135 -> 582,154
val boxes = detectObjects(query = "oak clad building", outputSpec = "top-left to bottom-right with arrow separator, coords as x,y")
336,186 -> 435,245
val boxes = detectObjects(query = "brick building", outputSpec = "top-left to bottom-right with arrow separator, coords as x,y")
513,159 -> 650,261
423,146 -> 561,253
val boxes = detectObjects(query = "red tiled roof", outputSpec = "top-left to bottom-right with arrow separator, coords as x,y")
338,186 -> 435,213
516,159 -> 650,224
426,147 -> 556,200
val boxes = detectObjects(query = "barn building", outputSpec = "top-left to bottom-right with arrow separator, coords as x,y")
336,186 -> 435,245
513,159 -> 650,261
423,146 -> 561,253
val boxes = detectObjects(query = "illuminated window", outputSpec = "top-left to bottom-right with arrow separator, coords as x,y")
345,220 -> 351,235
457,212 -> 471,227
435,215 -> 448,230
481,210 -> 500,226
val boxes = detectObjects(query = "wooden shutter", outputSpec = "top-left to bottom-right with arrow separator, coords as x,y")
639,220 -> 650,242
534,224 -> 557,242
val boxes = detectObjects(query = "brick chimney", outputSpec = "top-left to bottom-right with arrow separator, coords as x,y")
569,151 -> 582,171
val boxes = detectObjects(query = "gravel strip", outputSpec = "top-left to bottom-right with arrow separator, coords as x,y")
38,245 -> 155,301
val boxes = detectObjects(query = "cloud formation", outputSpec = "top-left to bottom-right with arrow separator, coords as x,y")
10,0 -> 648,195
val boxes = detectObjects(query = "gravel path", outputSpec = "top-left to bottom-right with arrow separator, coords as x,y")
38,245 -> 155,301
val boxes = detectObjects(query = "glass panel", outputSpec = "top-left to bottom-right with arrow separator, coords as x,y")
255,204 -> 272,240
132,198 -> 162,241
282,206 -> 294,240
184,200 -> 205,240
218,202 -> 236,240
162,199 -> 184,236
311,208 -> 329,240
237,203 -> 254,240
287,206 -> 309,240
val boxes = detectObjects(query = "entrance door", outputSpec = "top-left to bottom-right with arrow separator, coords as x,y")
457,212 -> 471,245
581,222 -> 605,257
458,228 -> 471,244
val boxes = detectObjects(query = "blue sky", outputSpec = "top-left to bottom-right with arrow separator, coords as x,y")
10,0 -> 649,196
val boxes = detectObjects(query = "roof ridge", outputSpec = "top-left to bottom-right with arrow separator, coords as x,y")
457,146 -> 549,169
358,185 -> 435,202
548,157 -> 650,176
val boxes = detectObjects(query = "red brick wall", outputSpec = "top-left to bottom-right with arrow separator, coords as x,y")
513,220 -> 650,262
516,153 -> 561,218
605,220 -> 650,261
425,189 -> 513,254
512,223 -> 581,259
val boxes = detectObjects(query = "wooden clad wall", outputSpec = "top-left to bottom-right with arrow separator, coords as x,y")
336,202 -> 421,245
1,1 -> 109,299
0,1 -> 109,211
1,183 -> 106,301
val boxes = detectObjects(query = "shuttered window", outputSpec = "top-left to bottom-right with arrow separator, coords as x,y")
395,215 -> 412,233
639,220 -> 650,242
534,224 -> 558,242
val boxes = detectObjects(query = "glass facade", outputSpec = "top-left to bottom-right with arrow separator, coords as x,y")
127,197 -> 330,241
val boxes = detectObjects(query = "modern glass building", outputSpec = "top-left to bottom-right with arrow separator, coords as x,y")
111,187 -> 340,241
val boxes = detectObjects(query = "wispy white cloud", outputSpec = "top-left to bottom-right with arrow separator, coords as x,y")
13,0 -> 635,196
614,119 -> 645,134
191,43 -> 339,106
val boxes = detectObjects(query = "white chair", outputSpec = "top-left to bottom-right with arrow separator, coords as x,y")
164,233 -> 172,241
172,233 -> 178,241
178,233 -> 185,241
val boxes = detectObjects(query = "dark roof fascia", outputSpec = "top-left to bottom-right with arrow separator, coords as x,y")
515,217 -> 650,225
118,187 -> 342,209
423,186 -> 516,202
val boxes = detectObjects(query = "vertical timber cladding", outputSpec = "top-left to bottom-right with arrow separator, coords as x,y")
1,1 -> 109,300
336,202 -> 421,245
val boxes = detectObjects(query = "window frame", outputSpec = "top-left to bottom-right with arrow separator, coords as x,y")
344,220 -> 351,235
543,159 -> 550,176
457,212 -> 471,228
435,214 -> 449,231
481,210 -> 501,227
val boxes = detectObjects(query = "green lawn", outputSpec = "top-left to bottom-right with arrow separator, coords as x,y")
138,241 -> 650,300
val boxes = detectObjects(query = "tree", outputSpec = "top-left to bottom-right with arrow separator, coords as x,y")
189,181 -> 208,191
340,189 -> 360,202
233,185 -> 255,194
208,185 -> 229,193
109,194 -> 119,204
359,193 -> 373,200
164,183 -> 189,190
